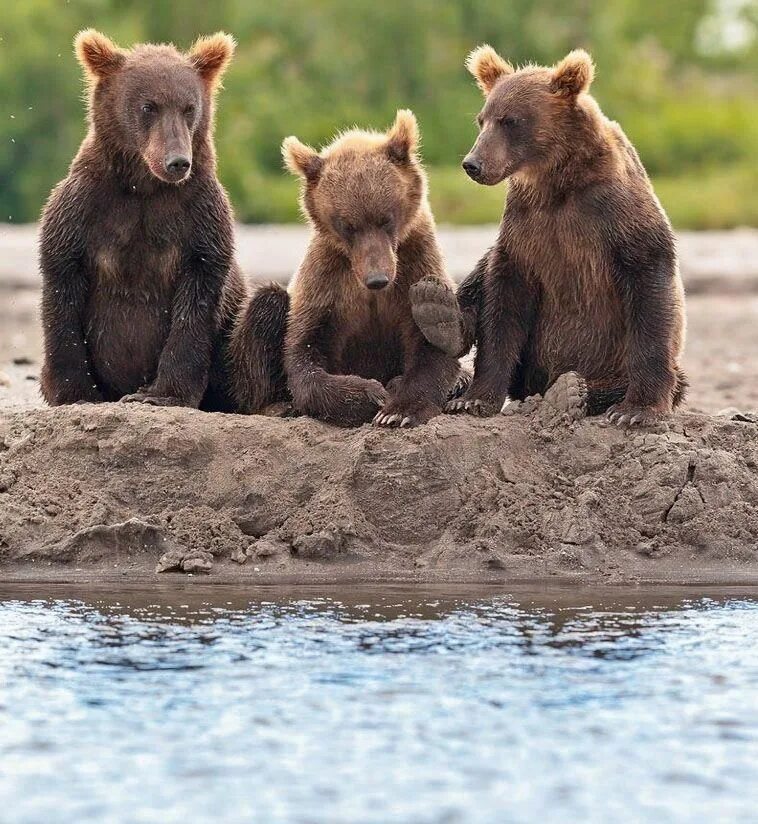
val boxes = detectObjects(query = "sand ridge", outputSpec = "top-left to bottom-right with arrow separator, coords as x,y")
1,399 -> 756,585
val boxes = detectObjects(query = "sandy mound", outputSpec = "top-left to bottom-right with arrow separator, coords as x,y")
0,400 -> 756,585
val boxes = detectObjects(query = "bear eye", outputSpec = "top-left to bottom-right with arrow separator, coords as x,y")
333,217 -> 355,239
501,115 -> 521,129
141,102 -> 156,115
379,217 -> 395,234
184,104 -> 196,117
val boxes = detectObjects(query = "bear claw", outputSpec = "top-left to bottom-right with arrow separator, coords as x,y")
606,405 -> 663,427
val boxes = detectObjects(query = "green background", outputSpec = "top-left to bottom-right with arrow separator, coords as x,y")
1,0 -> 756,227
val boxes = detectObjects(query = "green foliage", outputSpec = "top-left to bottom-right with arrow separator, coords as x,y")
1,0 -> 756,226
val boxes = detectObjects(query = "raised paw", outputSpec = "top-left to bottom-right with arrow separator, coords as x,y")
606,403 -> 666,427
410,278 -> 464,357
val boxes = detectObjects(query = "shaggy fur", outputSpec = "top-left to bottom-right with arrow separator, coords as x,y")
412,46 -> 687,425
272,111 -> 462,427
40,30 -> 244,410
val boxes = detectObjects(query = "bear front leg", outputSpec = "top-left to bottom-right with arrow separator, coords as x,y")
285,307 -> 387,427
607,243 -> 684,427
373,324 -> 460,428
447,254 -> 536,417
409,251 -> 486,358
124,199 -> 233,408
39,189 -> 103,406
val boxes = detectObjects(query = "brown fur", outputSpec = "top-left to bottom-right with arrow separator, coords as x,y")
281,111 -> 461,427
40,30 -> 245,411
444,46 -> 686,423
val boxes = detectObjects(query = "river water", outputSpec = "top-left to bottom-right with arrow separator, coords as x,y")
0,585 -> 756,823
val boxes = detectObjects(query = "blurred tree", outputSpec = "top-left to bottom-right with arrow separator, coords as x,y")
0,0 -> 755,225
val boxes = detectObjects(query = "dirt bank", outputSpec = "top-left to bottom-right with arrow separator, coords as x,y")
1,400 -> 756,585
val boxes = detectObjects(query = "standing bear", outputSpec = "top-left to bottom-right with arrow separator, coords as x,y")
232,111 -> 463,427
40,30 -> 245,411
410,47 -> 687,426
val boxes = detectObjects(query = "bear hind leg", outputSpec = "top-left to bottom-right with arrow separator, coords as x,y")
229,283 -> 290,414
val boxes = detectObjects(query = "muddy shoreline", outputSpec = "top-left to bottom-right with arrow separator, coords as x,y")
1,401 -> 756,586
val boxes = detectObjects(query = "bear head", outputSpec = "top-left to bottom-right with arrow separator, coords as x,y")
462,45 -> 596,186
282,110 -> 425,291
74,29 -> 235,184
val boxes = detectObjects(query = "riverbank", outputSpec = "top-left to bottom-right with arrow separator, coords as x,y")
1,401 -> 756,585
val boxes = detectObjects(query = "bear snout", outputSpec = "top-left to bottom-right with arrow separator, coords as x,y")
364,272 -> 391,290
164,154 -> 192,180
462,156 -> 483,181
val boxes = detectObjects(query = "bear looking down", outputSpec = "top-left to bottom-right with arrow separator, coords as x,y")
39,30 -> 245,410
410,46 -> 687,426
273,110 -> 463,427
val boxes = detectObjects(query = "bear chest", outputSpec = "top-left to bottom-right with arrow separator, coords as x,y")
87,198 -> 186,297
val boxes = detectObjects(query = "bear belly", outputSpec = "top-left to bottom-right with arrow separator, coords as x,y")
527,284 -> 628,388
86,291 -> 171,400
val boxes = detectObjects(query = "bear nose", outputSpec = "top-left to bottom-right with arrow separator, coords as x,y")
365,272 -> 390,290
165,155 -> 191,176
462,157 -> 482,180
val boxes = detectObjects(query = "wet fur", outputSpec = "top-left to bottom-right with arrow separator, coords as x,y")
449,48 -> 687,419
40,31 -> 244,410
282,117 -> 461,427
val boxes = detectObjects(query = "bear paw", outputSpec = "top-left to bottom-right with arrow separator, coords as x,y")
606,402 -> 667,427
121,392 -> 192,408
444,395 -> 500,417
410,278 -> 464,357
542,372 -> 588,423
373,399 -> 441,428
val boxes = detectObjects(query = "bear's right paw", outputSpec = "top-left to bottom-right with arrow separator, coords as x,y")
410,278 -> 464,357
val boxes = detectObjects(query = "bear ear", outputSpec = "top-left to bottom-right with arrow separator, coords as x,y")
386,109 -> 419,164
74,29 -> 125,80
282,136 -> 323,183
550,49 -> 594,98
189,32 -> 236,88
465,45 -> 513,95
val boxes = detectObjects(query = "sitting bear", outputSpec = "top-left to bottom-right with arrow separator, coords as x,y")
242,111 -> 462,427
40,30 -> 245,411
410,47 -> 687,426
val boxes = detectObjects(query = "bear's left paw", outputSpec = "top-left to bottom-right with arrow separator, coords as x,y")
373,400 -> 441,428
606,403 -> 667,427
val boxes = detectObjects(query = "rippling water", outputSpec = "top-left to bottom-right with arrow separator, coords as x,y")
0,586 -> 756,824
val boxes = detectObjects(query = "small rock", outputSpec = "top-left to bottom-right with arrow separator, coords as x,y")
666,485 -> 704,524
181,555 -> 213,574
0,472 -> 16,492
156,548 -> 213,574
249,537 -> 287,558
0,372 -> 10,388
291,530 -> 345,560
231,547 -> 247,564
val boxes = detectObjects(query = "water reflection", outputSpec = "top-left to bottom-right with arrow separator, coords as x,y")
0,586 -> 756,824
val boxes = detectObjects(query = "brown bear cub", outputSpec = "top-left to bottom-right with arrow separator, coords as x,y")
272,111 -> 462,427
40,30 -> 245,410
411,47 -> 687,426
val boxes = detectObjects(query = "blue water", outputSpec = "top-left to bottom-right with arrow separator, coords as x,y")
0,586 -> 756,824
